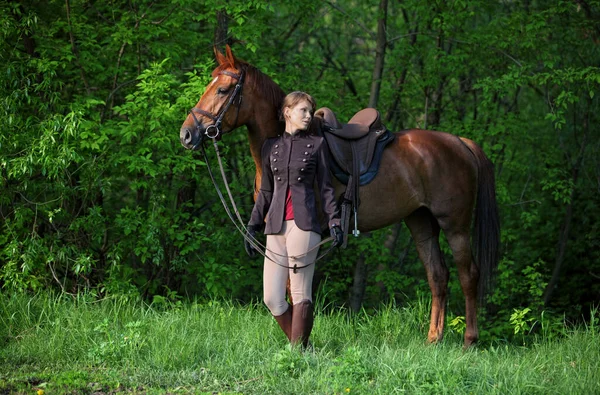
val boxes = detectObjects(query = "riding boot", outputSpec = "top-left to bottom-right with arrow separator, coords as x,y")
273,304 -> 293,341
290,299 -> 314,349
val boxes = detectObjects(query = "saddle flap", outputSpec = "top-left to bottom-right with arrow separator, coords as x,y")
324,131 -> 379,175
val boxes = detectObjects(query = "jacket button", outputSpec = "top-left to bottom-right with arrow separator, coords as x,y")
277,177 -> 281,181
274,151 -> 278,155
273,158 -> 277,162
304,152 -> 309,155
302,158 -> 307,162
275,144 -> 279,148
297,177 -> 302,181
300,168 -> 305,172
274,167 -> 278,172
307,144 -> 312,148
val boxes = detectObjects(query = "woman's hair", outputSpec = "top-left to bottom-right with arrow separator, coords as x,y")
280,91 -> 316,121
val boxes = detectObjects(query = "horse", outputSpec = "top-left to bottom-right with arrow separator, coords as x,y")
179,46 -> 500,348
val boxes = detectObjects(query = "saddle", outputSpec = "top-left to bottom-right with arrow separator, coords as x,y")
315,107 -> 395,247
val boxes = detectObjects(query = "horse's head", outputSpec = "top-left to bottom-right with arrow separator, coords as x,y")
180,45 -> 251,150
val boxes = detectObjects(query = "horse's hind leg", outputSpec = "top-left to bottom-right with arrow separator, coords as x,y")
404,208 -> 448,344
443,228 -> 479,348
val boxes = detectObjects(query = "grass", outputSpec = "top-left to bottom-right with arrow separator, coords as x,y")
0,292 -> 598,394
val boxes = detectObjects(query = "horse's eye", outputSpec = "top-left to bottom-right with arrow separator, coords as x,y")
217,87 -> 229,95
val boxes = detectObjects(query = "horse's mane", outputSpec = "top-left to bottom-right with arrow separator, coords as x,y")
212,57 -> 324,136
214,60 -> 286,118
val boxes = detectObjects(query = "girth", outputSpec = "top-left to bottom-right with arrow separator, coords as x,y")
315,107 -> 395,247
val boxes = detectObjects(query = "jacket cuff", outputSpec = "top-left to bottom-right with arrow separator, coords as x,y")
328,219 -> 341,228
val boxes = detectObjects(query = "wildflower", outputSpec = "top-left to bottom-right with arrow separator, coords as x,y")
37,390 -> 45,395
345,388 -> 351,393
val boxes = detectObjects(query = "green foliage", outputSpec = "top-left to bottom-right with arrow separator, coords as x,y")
510,307 -> 535,336
327,346 -> 374,392
87,318 -> 148,365
0,0 -> 598,329
0,1 -> 261,300
271,344 -> 314,378
448,314 -> 466,336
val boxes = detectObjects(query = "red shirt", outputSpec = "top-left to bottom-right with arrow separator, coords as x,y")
284,186 -> 294,220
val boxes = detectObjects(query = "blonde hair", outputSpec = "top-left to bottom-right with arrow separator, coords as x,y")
280,91 -> 316,121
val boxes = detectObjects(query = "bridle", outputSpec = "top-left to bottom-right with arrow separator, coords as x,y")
188,69 -> 245,149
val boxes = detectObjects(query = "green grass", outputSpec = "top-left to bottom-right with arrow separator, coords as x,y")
0,293 -> 598,394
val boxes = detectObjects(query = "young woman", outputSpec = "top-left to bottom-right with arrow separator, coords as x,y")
245,91 -> 343,348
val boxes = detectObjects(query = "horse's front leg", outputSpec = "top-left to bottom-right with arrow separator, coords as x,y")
405,209 -> 449,343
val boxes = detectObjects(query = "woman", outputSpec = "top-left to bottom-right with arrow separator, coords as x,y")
245,91 -> 343,348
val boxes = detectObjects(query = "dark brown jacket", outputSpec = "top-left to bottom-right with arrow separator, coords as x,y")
249,131 -> 340,234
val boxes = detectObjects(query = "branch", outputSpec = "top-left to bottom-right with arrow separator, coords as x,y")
65,0 -> 91,94
388,31 -> 420,44
506,199 -> 541,206
17,192 -> 62,206
317,39 -> 359,97
101,78 -> 138,122
151,6 -> 177,25
324,0 -> 375,39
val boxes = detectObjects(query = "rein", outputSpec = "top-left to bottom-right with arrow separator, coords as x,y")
189,69 -> 335,271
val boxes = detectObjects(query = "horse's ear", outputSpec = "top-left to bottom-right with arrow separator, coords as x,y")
214,46 -> 227,65
225,44 -> 236,65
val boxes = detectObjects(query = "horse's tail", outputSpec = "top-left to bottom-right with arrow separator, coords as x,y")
468,141 -> 500,302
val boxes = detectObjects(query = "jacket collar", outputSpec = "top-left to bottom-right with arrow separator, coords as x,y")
282,130 -> 310,140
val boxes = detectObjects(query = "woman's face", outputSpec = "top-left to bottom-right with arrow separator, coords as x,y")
284,99 -> 313,133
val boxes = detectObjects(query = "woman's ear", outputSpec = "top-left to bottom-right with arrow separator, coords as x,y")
283,107 -> 290,120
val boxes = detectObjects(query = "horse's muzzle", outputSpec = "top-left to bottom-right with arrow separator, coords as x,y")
180,127 -> 203,150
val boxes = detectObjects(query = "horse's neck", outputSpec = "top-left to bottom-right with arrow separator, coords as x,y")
247,118 -> 283,196
242,71 -> 285,197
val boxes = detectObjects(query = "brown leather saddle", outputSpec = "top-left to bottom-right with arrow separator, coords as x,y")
316,107 -> 388,177
315,107 -> 395,247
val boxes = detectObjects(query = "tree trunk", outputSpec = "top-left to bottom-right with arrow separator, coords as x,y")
349,251 -> 367,313
543,181 -> 576,307
368,0 -> 388,109
543,104 -> 589,306
353,0 -> 388,311
375,223 -> 402,301
214,8 -> 230,51
385,8 -> 418,130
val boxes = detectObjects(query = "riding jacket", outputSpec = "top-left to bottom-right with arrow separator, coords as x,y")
249,130 -> 340,235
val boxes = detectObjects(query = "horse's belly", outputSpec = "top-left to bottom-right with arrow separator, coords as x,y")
333,174 -> 420,233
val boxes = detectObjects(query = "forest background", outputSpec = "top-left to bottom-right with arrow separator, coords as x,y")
1,0 -> 599,341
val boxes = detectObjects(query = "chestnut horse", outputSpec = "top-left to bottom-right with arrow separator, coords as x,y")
180,46 -> 500,347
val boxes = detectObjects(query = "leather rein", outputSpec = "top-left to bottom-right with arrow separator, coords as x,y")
188,69 -> 335,271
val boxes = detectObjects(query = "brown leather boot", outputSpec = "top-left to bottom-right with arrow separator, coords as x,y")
291,299 -> 314,349
273,304 -> 292,341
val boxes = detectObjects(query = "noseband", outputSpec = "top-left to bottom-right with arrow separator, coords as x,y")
189,69 -> 245,148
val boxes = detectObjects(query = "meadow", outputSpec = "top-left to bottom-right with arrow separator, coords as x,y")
1,292 -> 598,394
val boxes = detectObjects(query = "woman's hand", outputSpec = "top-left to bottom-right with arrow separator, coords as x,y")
244,224 -> 261,258
330,225 -> 343,248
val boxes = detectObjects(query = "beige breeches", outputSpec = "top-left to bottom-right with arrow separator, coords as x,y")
263,220 -> 321,316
